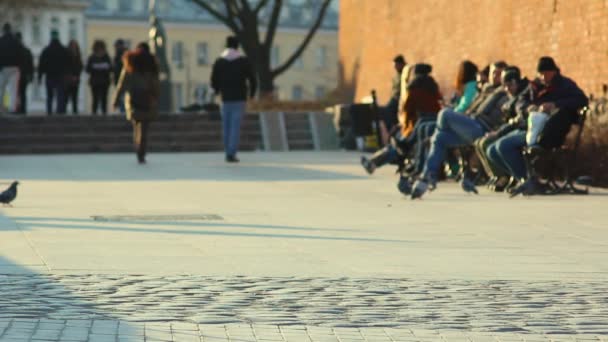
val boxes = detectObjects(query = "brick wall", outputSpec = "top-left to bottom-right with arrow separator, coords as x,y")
340,0 -> 608,103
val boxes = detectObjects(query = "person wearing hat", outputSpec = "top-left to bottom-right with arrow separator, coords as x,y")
38,30 -> 70,115
496,56 -> 588,196
410,61 -> 510,199
361,63 -> 442,178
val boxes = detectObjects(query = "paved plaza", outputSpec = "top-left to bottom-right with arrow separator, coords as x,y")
0,152 -> 607,341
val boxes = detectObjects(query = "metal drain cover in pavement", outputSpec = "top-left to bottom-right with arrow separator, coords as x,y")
91,214 -> 224,222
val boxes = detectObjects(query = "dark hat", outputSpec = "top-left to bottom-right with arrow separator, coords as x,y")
501,66 -> 521,83
537,56 -> 559,72
226,36 -> 239,49
393,54 -> 406,65
413,63 -> 432,75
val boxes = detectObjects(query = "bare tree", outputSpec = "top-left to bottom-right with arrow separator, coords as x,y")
191,0 -> 333,98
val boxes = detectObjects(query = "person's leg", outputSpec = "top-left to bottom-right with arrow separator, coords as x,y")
437,107 -> 486,142
421,124 -> 470,182
414,121 -> 437,175
56,81 -> 66,114
0,69 -> 8,112
46,79 -> 55,115
221,102 -> 233,158
100,85 -> 109,115
140,121 -> 150,161
538,109 -> 573,149
17,78 -> 27,114
5,68 -> 19,112
132,120 -> 144,163
495,130 -> 527,180
227,101 -> 246,158
92,85 -> 101,115
72,83 -> 80,114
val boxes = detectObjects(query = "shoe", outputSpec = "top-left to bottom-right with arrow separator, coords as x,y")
461,177 -> 479,194
360,156 -> 375,175
226,156 -> 240,163
509,178 -> 540,198
411,179 -> 429,199
397,176 -> 412,195
137,154 -> 146,164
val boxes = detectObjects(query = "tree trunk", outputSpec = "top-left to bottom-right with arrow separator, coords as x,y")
257,66 -> 276,100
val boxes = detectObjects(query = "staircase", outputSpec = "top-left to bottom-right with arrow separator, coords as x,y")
0,113 -> 262,154
284,113 -> 315,150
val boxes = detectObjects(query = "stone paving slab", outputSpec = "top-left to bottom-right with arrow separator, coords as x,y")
1,274 -> 608,335
0,321 -> 606,342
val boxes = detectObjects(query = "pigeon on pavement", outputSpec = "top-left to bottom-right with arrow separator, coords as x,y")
0,181 -> 19,207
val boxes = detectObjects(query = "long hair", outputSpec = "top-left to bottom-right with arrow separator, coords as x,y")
92,40 -> 107,55
123,42 -> 159,74
455,60 -> 478,93
68,40 -> 82,62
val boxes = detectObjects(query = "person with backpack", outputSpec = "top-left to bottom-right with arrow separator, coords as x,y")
112,43 -> 160,164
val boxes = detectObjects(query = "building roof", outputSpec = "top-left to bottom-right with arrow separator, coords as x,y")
85,0 -> 338,30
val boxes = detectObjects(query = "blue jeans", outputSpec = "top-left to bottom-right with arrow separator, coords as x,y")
422,108 -> 486,180
486,130 -> 527,180
221,101 -> 246,157
414,121 -> 437,174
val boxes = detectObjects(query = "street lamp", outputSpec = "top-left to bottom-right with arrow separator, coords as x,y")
148,0 -> 173,113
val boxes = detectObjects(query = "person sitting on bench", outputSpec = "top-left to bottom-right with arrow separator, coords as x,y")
496,57 -> 588,195
360,63 -> 441,174
411,62 -> 509,199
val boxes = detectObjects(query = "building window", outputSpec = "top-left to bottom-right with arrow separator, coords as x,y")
294,51 -> 304,70
271,45 -> 280,68
292,85 -> 303,101
31,16 -> 41,45
174,83 -> 183,110
315,45 -> 327,69
197,42 -> 208,66
68,18 -> 78,41
315,86 -> 326,100
172,41 -> 184,69
195,84 -> 208,103
119,0 -> 132,11
159,0 -> 170,13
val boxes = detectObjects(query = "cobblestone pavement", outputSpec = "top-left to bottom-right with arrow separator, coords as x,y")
1,274 -> 608,336
0,320 -> 606,342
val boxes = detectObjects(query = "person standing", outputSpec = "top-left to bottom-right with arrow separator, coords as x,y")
210,36 -> 257,163
65,40 -> 84,114
86,40 -> 112,115
15,32 -> 34,115
0,23 -> 21,113
113,39 -> 128,113
38,30 -> 70,115
112,43 -> 160,164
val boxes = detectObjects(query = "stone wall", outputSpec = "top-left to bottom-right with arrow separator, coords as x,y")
340,0 -> 608,103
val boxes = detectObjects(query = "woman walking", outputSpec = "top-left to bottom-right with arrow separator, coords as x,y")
65,40 -> 83,114
86,40 -> 112,115
112,43 -> 160,164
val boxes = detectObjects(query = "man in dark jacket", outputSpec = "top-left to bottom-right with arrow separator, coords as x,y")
38,30 -> 70,115
210,36 -> 257,163
15,32 -> 34,115
411,61 -> 509,199
494,57 -> 588,196
0,23 -> 21,113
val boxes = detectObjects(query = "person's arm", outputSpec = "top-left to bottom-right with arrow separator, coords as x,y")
454,81 -> 478,113
37,50 -> 47,83
553,80 -> 588,113
210,59 -> 220,95
112,69 -> 128,108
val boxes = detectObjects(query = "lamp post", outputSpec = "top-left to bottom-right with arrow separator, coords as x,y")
148,0 -> 172,113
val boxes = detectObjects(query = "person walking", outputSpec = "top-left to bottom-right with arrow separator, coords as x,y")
15,32 -> 34,115
38,30 -> 70,115
0,23 -> 21,113
210,36 -> 257,163
65,40 -> 84,115
112,43 -> 160,164
86,40 -> 112,115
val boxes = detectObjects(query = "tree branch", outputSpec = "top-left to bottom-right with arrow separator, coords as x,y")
272,0 -> 332,77
191,0 -> 243,34
254,0 -> 271,14
263,0 -> 283,49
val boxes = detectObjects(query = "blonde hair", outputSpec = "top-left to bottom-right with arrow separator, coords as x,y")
397,64 -> 414,126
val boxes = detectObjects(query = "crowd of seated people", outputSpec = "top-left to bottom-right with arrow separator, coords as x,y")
360,56 -> 589,199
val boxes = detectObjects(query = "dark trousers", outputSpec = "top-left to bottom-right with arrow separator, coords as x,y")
65,82 -> 80,114
132,120 -> 150,161
17,79 -> 28,114
46,78 -> 66,115
91,84 -> 109,115
538,109 -> 575,149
